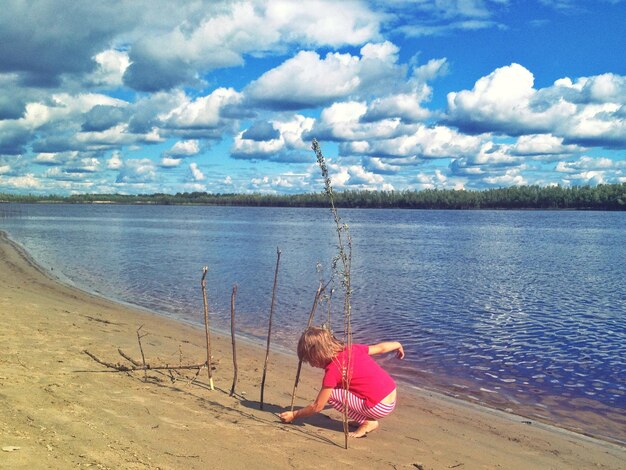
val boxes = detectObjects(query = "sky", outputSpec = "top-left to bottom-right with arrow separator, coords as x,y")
0,0 -> 625,195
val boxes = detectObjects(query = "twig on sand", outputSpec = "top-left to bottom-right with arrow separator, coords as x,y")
84,350 -> 206,372
201,266 -> 214,390
118,348 -> 141,366
260,247 -> 281,410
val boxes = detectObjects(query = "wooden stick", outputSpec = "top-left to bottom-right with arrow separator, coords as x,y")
260,247 -> 281,410
201,266 -> 214,390
137,325 -> 148,381
118,348 -> 141,367
230,284 -> 238,397
84,350 -> 206,371
290,281 -> 324,411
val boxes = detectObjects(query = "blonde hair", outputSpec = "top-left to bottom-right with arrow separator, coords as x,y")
297,326 -> 344,368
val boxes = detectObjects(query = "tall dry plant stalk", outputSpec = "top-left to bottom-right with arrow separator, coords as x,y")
312,138 -> 353,449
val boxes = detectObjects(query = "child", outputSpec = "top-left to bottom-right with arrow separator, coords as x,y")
279,326 -> 404,438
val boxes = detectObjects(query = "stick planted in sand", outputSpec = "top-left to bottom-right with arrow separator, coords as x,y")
201,266 -> 214,390
230,284 -> 238,397
260,247 -> 281,410
290,281 -> 324,411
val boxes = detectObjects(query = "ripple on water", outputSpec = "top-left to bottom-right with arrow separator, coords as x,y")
1,205 -> 625,443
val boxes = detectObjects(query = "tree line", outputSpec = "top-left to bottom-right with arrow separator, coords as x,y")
1,183 -> 625,210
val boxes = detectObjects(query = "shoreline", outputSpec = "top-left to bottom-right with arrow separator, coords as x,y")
3,199 -> 625,212
3,227 -> 624,446
0,231 -> 624,469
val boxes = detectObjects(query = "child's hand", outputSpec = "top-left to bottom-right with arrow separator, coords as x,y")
396,344 -> 405,359
278,410 -> 295,423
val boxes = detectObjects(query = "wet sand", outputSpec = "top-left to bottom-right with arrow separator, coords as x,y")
0,231 -> 624,469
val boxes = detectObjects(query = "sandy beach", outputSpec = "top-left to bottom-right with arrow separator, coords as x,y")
0,231 -> 624,469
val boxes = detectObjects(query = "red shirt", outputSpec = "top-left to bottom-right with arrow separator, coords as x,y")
322,344 -> 396,407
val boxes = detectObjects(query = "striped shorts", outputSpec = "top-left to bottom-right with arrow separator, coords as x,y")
328,388 -> 396,424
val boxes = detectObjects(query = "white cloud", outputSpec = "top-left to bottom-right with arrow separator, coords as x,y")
447,64 -> 626,147
115,158 -> 156,183
72,157 -> 100,173
314,101 -> 411,142
233,132 -> 284,158
447,63 -> 553,133
414,169 -> 462,190
555,155 -> 624,173
77,123 -> 163,149
246,51 -> 361,109
412,57 -> 449,83
232,114 -> 315,160
107,151 -> 123,169
325,161 -> 386,189
512,134 -> 580,158
470,142 -> 523,166
246,41 -> 404,109
22,93 -> 127,130
89,49 -> 131,87
483,169 -> 527,186
265,0 -> 381,46
125,1 -> 381,91
449,142 -> 526,181
0,173 -> 41,189
556,73 -> 626,104
34,152 -> 69,165
33,151 -> 103,175
342,123 -> 483,160
159,157 -> 181,168
168,139 -> 200,157
363,92 -> 431,123
246,173 -> 311,193
161,88 -> 242,129
364,157 -> 402,174
189,162 -> 204,181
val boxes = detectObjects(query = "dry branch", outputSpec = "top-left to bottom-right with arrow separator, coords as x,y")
290,281 -> 325,411
118,348 -> 141,367
260,247 -> 281,410
201,266 -> 214,390
84,350 -> 206,372
230,284 -> 238,397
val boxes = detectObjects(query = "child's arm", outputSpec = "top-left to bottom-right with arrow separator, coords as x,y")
368,341 -> 405,359
279,387 -> 333,423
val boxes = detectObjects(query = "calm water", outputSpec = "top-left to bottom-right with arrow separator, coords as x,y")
1,203 -> 625,443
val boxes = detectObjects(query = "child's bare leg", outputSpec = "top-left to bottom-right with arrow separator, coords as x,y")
349,419 -> 379,438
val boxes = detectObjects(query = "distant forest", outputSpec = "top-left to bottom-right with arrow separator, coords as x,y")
1,183 -> 625,210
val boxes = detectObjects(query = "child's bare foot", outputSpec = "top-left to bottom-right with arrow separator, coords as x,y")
349,420 -> 379,438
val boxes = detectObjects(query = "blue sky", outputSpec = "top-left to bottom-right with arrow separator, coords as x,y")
0,0 -> 624,195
